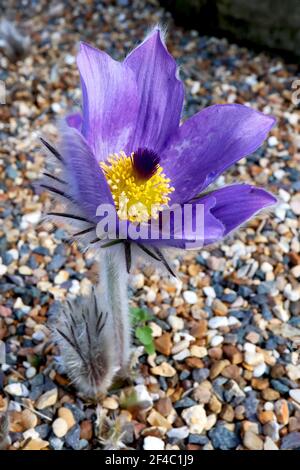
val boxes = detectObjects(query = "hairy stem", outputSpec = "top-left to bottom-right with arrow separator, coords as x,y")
97,245 -> 131,373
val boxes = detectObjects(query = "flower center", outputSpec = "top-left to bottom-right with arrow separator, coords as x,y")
100,148 -> 174,223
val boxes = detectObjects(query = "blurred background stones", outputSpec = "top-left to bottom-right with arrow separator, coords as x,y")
160,0 -> 300,58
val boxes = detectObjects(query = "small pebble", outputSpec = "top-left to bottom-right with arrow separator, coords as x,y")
143,436 -> 165,450
52,418 -> 68,438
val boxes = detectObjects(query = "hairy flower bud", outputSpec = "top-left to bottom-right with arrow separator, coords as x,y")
52,288 -> 120,398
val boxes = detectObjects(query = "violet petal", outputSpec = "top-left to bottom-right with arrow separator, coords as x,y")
124,28 -> 184,154
59,127 -> 114,220
77,42 -> 139,161
161,104 -> 276,204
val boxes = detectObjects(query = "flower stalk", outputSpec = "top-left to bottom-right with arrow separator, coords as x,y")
97,245 -> 131,375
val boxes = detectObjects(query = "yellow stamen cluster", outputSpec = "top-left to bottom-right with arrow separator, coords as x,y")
100,151 -> 174,223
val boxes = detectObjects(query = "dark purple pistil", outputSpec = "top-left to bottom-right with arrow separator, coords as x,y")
131,147 -> 160,181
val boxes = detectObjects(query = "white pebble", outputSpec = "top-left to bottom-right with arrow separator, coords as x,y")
203,286 -> 216,298
134,384 -> 153,408
273,305 -> 290,322
0,340 -> 5,364
14,297 -> 30,313
26,367 -> 36,379
244,351 -> 264,367
264,402 -> 274,411
167,426 -> 189,440
51,102 -> 61,113
291,266 -> 300,279
183,290 -> 198,304
69,280 -> 80,295
146,288 -> 156,303
268,136 -> 278,147
7,249 -> 19,260
228,316 -> 240,326
182,405 -> 207,434
143,436 -> 165,450
274,169 -> 285,181
290,194 -> 300,215
173,349 -> 190,361
210,335 -> 224,347
64,54 -> 75,65
54,270 -> 69,285
261,262 -> 273,273
168,315 -> 184,331
32,330 -> 45,342
253,362 -> 267,377
278,188 -> 290,202
21,211 -> 41,227
19,266 -> 33,276
289,389 -> 300,404
172,340 -> 190,354
5,382 -> 29,397
149,322 -> 162,338
244,342 -> 256,353
52,418 -> 68,438
284,284 -> 300,302
23,429 -> 40,440
0,265 -> 8,276
275,203 -> 289,221
129,273 -> 144,289
208,317 -> 228,329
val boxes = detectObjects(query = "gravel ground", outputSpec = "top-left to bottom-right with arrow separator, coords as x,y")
0,0 -> 300,451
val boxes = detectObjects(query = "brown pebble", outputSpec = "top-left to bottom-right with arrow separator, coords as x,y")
23,439 -> 49,450
245,331 -> 260,344
155,397 -> 173,417
223,345 -> 243,364
185,357 -> 203,368
188,264 -> 199,276
190,320 -> 207,338
187,444 -> 201,450
242,421 -> 259,434
212,299 -> 228,316
58,407 -> 75,430
154,332 -> 172,356
221,364 -> 241,380
258,410 -> 275,424
21,409 -> 38,430
9,411 -> 24,433
235,405 -> 245,420
147,409 -> 172,430
244,370 -> 253,381
271,364 -> 286,379
210,360 -> 230,379
289,417 -> 300,433
262,388 -> 280,401
243,431 -> 263,450
0,306 -> 12,317
208,395 -> 222,414
192,382 -> 212,404
151,362 -> 176,377
220,404 -> 234,422
208,347 -> 223,360
251,378 -> 269,390
80,420 -> 93,440
274,399 -> 289,425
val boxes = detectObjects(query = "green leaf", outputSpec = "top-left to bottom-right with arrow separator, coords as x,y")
130,307 -> 151,325
135,326 -> 153,345
144,342 -> 155,355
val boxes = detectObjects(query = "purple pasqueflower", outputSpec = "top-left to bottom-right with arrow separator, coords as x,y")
40,28 -> 276,271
